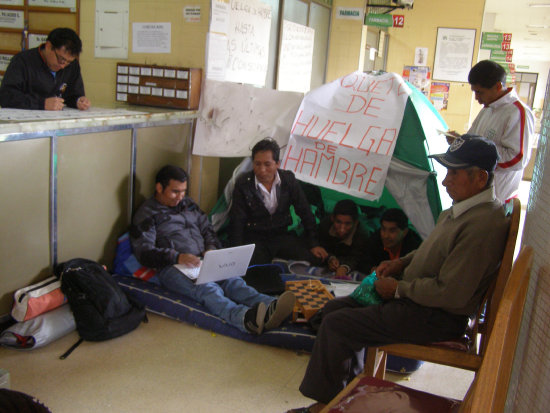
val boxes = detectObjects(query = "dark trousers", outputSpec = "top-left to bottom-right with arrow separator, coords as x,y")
299,296 -> 468,404
249,233 -> 322,266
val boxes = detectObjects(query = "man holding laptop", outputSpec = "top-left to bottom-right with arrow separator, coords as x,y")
130,165 -> 295,335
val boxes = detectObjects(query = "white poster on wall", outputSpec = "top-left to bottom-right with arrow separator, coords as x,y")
132,22 -> 171,54
193,79 -> 303,157
280,71 -> 411,201
225,0 -> 272,86
206,32 -> 228,81
433,28 -> 476,82
210,0 -> 230,34
277,20 -> 314,93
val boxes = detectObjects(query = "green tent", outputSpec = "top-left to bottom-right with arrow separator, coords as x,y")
211,74 -> 449,240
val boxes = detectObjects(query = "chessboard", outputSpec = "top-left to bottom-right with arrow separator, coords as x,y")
285,279 -> 334,322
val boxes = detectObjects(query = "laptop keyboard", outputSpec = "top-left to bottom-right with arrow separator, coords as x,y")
181,262 -> 202,280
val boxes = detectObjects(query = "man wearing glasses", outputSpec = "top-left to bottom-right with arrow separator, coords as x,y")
0,27 -> 90,111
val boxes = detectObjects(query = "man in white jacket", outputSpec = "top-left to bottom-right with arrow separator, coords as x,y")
467,60 -> 535,202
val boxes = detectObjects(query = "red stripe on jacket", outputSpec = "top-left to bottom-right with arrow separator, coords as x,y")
498,101 -> 526,169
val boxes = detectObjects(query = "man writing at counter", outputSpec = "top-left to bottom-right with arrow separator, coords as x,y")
0,27 -> 90,111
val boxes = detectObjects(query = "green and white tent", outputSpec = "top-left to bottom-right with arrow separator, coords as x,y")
211,71 -> 450,239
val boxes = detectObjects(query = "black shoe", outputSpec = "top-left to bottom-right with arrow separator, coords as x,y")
244,302 -> 267,335
264,291 -> 296,330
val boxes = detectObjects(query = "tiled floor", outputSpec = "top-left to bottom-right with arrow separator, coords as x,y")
0,181 -> 531,413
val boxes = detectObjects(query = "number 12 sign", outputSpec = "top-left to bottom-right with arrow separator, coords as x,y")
393,15 -> 404,28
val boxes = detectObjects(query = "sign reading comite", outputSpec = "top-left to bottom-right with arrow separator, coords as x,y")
281,71 -> 410,201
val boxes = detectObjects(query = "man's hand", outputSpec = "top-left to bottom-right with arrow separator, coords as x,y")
44,97 -> 65,111
310,246 -> 329,261
327,256 -> 340,271
334,266 -> 350,279
374,277 -> 398,300
376,259 -> 405,279
177,253 -> 201,267
76,96 -> 91,110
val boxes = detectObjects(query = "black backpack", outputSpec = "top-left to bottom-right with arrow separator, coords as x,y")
55,258 -> 147,359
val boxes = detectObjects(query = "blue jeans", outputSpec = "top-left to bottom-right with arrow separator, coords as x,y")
157,266 -> 275,333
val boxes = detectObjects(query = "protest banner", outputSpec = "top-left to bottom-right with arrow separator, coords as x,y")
281,71 -> 411,200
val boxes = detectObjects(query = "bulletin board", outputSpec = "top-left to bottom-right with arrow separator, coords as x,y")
0,0 -> 79,75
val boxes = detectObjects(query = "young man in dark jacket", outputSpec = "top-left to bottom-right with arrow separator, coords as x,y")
130,165 -> 295,335
0,27 -> 90,111
316,199 -> 368,279
360,208 -> 422,274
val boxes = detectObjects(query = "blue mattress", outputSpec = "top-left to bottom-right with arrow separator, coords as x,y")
114,275 -> 317,352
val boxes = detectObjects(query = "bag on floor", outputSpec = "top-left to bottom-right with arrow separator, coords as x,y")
55,258 -> 147,359
11,276 -> 67,322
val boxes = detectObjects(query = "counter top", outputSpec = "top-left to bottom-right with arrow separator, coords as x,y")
0,105 -> 198,141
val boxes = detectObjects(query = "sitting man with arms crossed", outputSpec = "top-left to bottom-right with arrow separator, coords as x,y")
316,199 -> 368,280
0,27 -> 91,111
288,135 -> 509,413
229,138 -> 326,266
360,208 -> 422,274
130,165 -> 295,335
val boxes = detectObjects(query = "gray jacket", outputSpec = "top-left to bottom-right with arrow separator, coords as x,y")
130,196 -> 221,270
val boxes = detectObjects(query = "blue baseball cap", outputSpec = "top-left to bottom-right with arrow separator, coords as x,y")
429,134 -> 499,172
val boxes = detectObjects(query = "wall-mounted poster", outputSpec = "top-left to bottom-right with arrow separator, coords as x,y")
432,27 -> 476,83
430,82 -> 450,111
277,20 -> 314,93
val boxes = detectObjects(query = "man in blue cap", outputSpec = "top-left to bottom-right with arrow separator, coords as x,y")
288,135 -> 510,413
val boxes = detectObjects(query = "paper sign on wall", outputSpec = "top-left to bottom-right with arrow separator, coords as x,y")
281,71 -> 411,201
277,20 -> 314,93
132,23 -> 171,54
225,0 -> 272,86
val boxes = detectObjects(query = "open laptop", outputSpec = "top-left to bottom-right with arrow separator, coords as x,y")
173,244 -> 255,284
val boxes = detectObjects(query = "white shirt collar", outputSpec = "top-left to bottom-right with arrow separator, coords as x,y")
254,171 -> 281,192
451,186 -> 496,218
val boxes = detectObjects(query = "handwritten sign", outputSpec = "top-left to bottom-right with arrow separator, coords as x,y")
277,20 -> 314,93
281,71 -> 411,200
225,0 -> 272,86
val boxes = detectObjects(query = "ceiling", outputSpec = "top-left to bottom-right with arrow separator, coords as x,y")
483,0 -> 550,65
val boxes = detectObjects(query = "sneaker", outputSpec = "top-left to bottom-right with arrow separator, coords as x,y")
264,291 -> 296,330
244,302 -> 267,335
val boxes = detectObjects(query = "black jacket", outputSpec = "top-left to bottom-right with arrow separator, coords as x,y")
317,217 -> 369,271
0,46 -> 85,109
229,169 -> 319,248
360,228 -> 422,273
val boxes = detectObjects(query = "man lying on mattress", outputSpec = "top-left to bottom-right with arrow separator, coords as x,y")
129,164 -> 295,335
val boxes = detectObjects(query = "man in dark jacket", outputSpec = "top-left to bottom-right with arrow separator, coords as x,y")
316,199 -> 368,279
229,138 -> 326,265
0,27 -> 90,111
360,208 -> 422,273
130,165 -> 295,335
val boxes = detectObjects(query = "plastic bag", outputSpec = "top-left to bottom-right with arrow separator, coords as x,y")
350,272 -> 383,306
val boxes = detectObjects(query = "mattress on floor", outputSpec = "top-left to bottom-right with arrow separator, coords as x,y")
114,275 -> 317,352
114,273 -> 423,373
